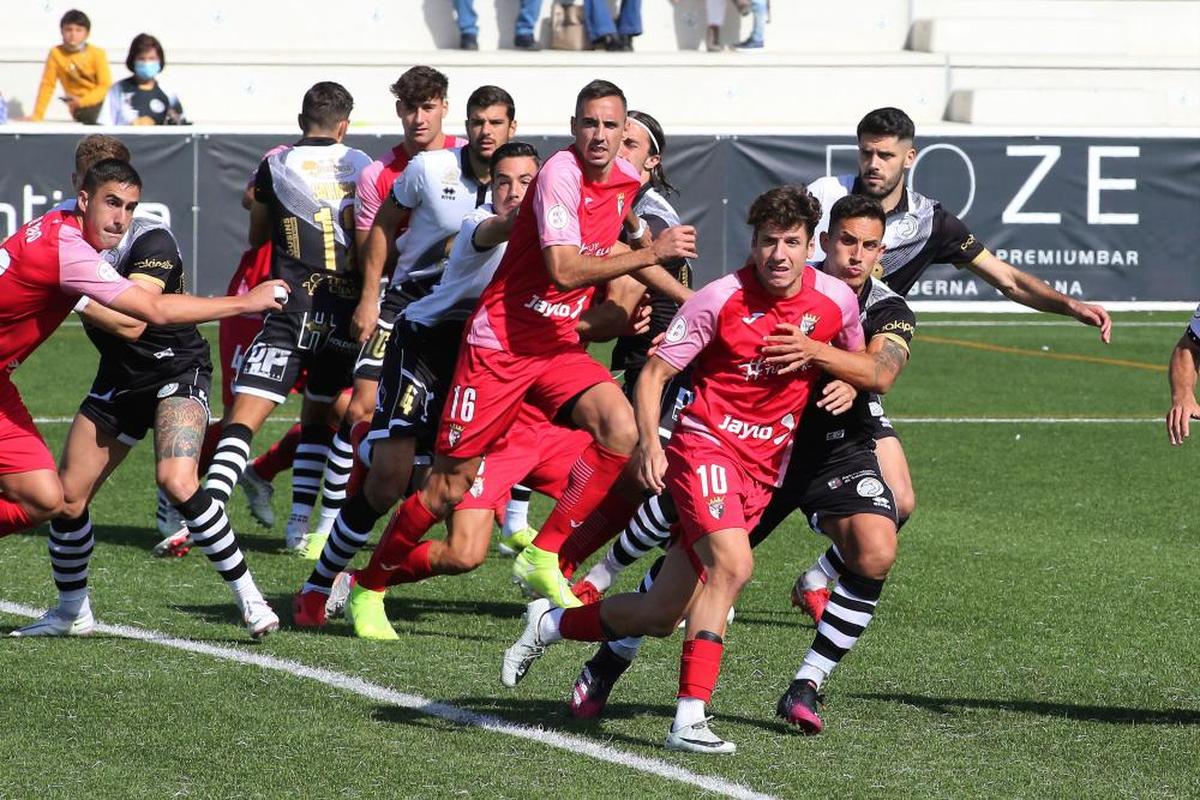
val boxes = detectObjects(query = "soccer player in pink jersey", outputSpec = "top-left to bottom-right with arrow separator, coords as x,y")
343,79 -> 696,619
499,185 -> 865,754
0,158 -> 288,565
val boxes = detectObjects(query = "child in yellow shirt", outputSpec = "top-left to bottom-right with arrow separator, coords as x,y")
28,9 -> 112,124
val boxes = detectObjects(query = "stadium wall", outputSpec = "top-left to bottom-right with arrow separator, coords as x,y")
1,127 -> 1197,307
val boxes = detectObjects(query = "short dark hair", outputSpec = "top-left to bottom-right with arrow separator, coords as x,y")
75,135 -> 131,178
82,158 -> 141,194
627,109 -> 677,197
60,9 -> 90,30
390,66 -> 449,106
301,81 -> 354,130
125,33 -> 165,72
857,107 -> 915,143
467,85 -> 515,122
490,141 -> 540,174
747,185 -> 822,239
829,194 -> 887,235
575,79 -> 626,118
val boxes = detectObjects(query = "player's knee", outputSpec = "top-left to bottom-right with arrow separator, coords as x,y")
440,546 -> 485,574
707,555 -> 754,595
594,409 -> 638,455
156,468 -> 198,506
894,488 -> 916,521
844,538 -> 896,580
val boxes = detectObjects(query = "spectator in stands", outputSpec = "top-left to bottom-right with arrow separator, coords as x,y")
736,0 -> 767,50
26,9 -> 111,124
584,0 -> 641,51
696,0 -> 750,51
97,33 -> 187,126
453,0 -> 546,50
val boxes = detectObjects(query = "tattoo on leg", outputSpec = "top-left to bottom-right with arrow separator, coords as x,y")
155,397 -> 207,461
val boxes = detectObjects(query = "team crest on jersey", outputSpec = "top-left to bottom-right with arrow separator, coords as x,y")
800,313 -> 820,335
447,423 -> 464,448
546,204 -> 569,230
665,317 -> 687,344
707,495 -> 725,520
616,193 -> 625,216
895,214 -> 918,240
96,261 -> 122,283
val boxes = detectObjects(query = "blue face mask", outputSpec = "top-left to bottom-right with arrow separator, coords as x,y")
133,60 -> 161,81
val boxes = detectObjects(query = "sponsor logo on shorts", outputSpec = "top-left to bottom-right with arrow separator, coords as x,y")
827,476 -> 843,490
469,475 -> 484,498
157,383 -> 179,399
153,348 -> 175,360
546,204 -> 569,230
872,496 -> 892,509
241,345 -> 290,381
856,477 -> 885,498
707,495 -> 725,520
825,429 -> 845,441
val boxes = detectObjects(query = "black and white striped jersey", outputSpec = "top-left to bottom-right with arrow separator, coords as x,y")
808,175 -> 988,296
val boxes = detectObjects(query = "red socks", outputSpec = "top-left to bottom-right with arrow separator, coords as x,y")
251,423 -> 303,481
559,602 -> 606,642
558,489 -> 638,578
200,422 -> 222,472
357,494 -> 439,591
678,638 -> 724,702
384,540 -> 434,586
0,497 -> 35,538
532,442 -> 630,553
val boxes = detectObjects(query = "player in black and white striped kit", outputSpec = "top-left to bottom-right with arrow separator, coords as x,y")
14,145 -> 280,639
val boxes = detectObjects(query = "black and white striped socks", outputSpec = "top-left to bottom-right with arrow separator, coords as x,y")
48,511 -> 94,615
288,424 -> 332,539
302,492 -> 383,595
177,489 -> 259,599
204,423 -> 253,504
313,423 -> 355,538
795,570 -> 885,688
583,494 -> 674,592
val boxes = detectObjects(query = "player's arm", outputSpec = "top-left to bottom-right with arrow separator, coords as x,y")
966,252 -> 1111,342
544,229 -> 696,292
105,280 -> 287,326
763,326 -> 900,391
1167,332 -> 1200,446
74,297 -> 146,341
247,159 -> 274,247
577,274 -> 650,342
633,355 -> 680,493
472,204 -> 521,250
352,197 -> 408,341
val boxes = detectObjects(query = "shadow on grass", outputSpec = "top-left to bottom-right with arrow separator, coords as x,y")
382,596 -> 527,623
855,692 -> 1200,725
85,523 -> 286,556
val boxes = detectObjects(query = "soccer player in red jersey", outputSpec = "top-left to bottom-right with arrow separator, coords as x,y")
0,158 -> 288,547
499,185 -> 865,754
346,79 -> 696,613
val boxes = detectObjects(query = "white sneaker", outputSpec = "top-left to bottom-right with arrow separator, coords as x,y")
237,595 -> 280,640
325,571 -> 354,619
153,527 -> 191,558
11,599 -> 96,637
239,466 -> 276,528
156,489 -> 184,538
664,717 -> 736,754
284,514 -> 309,553
501,597 -> 551,688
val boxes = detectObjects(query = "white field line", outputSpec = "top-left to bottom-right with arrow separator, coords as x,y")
918,320 -> 1185,328
0,600 -> 776,800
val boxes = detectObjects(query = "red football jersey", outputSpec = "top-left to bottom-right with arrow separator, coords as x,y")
655,265 -> 865,487
0,209 -> 135,380
467,147 -> 641,356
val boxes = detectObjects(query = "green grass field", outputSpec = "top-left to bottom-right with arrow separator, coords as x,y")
1,311 -> 1196,800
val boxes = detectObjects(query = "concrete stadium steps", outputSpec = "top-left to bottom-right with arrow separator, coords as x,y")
1,50 -> 949,129
909,0 -> 1200,56
4,0 -> 909,54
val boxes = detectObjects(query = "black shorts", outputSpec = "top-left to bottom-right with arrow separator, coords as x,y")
234,308 -> 358,404
749,449 -> 897,547
623,368 -> 694,448
80,365 -> 212,446
366,319 -> 465,454
353,278 -> 436,382
867,396 -> 900,442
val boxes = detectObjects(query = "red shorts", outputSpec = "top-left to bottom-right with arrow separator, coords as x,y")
664,429 -> 773,574
437,344 -> 616,459
0,379 -> 57,475
457,403 -> 591,513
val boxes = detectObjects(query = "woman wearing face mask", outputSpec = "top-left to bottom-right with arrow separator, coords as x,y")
97,33 -> 186,126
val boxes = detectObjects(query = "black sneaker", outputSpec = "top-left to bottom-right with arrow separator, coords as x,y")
776,679 -> 824,734
514,34 -> 537,50
460,33 -> 479,51
569,644 -> 630,719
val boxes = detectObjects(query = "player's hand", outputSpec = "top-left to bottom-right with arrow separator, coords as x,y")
645,330 -> 666,359
651,225 -> 698,263
635,442 -> 668,494
624,293 -> 652,337
350,299 -> 379,343
762,322 -> 822,374
245,279 -> 289,313
1167,397 -> 1200,445
1072,301 -> 1112,343
816,380 -> 857,415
